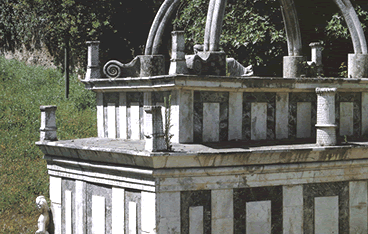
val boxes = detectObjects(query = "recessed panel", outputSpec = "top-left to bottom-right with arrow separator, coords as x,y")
203,102 -> 220,142
340,102 -> 354,136
189,206 -> 204,234
315,196 -> 338,234
246,200 -> 271,234
297,102 -> 311,138
251,102 -> 267,140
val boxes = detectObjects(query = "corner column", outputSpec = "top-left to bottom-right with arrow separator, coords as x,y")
315,87 -> 337,146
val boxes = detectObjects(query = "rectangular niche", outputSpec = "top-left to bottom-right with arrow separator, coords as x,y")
335,92 -> 361,139
126,92 -> 144,140
233,186 -> 282,234
303,182 -> 349,233
193,91 -> 229,142
243,92 -> 276,141
289,93 -> 316,140
181,190 -> 211,234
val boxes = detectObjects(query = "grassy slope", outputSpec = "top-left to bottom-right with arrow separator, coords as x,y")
0,56 -> 96,233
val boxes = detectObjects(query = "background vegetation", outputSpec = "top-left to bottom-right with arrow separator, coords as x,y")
0,56 -> 96,233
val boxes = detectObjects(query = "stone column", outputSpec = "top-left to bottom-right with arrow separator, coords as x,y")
169,31 -> 188,75
348,53 -> 368,78
85,41 -> 101,80
315,88 -> 337,146
283,56 -> 305,78
40,105 -> 57,141
309,42 -> 323,66
144,105 -> 167,151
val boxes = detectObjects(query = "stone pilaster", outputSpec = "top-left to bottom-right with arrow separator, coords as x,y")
85,41 -> 101,80
315,87 -> 337,146
40,105 -> 57,141
169,31 -> 188,75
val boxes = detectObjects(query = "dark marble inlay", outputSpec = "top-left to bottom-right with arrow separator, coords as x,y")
181,190 -> 211,234
193,91 -> 229,142
289,93 -> 316,139
152,91 -> 171,105
303,181 -> 349,234
242,92 -> 276,140
126,92 -> 143,139
61,179 -> 75,234
125,190 -> 141,234
86,183 -> 112,234
335,92 -> 361,139
233,186 -> 282,234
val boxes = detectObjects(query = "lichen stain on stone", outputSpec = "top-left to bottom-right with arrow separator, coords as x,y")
317,148 -> 349,161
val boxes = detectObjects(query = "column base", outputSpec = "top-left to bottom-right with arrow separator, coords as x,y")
283,56 -> 305,78
348,54 -> 368,78
316,125 -> 337,146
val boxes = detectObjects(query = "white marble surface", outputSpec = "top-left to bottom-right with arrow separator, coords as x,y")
50,176 -> 62,204
229,92 -> 242,141
276,93 -> 289,139
141,191 -> 156,234
251,102 -> 267,140
203,102 -> 220,142
246,200 -> 271,234
65,190 -> 72,234
108,103 -> 116,139
189,206 -> 203,234
75,180 -> 86,234
315,196 -> 338,234
297,102 -> 311,138
130,102 -> 140,140
362,93 -> 368,136
283,185 -> 303,234
97,93 -> 104,138
212,189 -> 233,233
92,195 -> 105,234
350,181 -> 367,233
340,102 -> 354,136
112,187 -> 125,234
157,192 -> 181,234
119,92 -> 127,139
129,201 -> 137,234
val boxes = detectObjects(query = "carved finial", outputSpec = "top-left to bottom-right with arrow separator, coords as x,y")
35,196 -> 50,234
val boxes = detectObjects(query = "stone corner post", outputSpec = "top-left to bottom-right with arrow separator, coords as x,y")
85,41 -> 101,80
144,105 -> 167,152
283,56 -> 305,78
348,53 -> 368,78
309,42 -> 324,66
169,31 -> 189,75
40,105 -> 57,141
315,88 -> 337,146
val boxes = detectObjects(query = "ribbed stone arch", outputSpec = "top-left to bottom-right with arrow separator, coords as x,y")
145,0 -> 367,56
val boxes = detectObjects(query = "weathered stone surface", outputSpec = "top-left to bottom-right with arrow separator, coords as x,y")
169,31 -> 188,75
85,41 -> 101,80
40,105 -> 57,141
139,55 -> 165,77
348,53 -> 368,78
186,51 -> 226,76
283,56 -> 305,78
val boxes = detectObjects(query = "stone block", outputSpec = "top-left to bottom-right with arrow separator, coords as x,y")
139,55 -> 165,77
212,189 -> 233,234
119,92 -> 127,139
130,103 -> 140,140
107,103 -> 116,139
297,102 -> 311,138
97,93 -> 104,138
349,181 -> 368,234
40,105 -> 57,141
228,92 -> 242,141
75,180 -> 86,234
189,206 -> 203,234
112,187 -> 125,234
128,202 -> 137,234
50,176 -> 62,204
362,92 -> 368,136
276,93 -> 289,139
340,102 -> 354,136
85,41 -> 101,80
141,192 -> 156,233
203,102 -> 220,142
65,190 -> 72,234
283,185 -> 303,234
251,102 -> 267,140
92,195 -> 106,234
246,200 -> 271,234
178,90 -> 194,143
314,196 -> 339,234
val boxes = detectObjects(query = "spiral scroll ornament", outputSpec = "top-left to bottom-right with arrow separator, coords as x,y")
103,60 -> 123,78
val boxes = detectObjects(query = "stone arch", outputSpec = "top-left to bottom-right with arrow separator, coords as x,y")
145,0 -> 367,56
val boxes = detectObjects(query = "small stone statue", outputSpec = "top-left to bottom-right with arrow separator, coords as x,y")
35,196 -> 50,234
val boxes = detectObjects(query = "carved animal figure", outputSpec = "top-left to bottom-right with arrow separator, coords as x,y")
35,196 -> 50,234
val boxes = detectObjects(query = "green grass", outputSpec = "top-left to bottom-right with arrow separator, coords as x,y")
0,56 -> 96,233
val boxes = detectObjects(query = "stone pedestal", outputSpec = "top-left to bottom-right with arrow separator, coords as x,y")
283,56 -> 305,78
85,41 -> 101,80
169,31 -> 188,75
348,53 -> 368,78
315,88 -> 337,146
144,105 -> 167,152
309,42 -> 324,66
40,105 -> 57,141
139,55 -> 165,77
